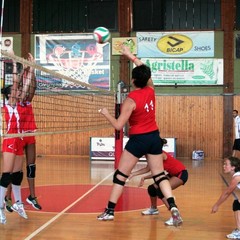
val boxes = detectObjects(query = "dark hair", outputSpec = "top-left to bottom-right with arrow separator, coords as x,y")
131,64 -> 151,88
1,85 -> 12,100
233,110 -> 238,114
161,138 -> 167,145
227,156 -> 240,172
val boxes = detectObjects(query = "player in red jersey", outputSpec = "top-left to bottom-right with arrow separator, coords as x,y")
0,52 -> 31,224
97,46 -> 182,226
5,53 -> 42,212
129,138 -> 188,226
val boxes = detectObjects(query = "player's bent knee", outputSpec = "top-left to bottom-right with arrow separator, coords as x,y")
0,172 -> 11,188
148,184 -> 157,197
27,164 -> 36,178
11,171 -> 23,186
113,169 -> 128,186
152,171 -> 168,185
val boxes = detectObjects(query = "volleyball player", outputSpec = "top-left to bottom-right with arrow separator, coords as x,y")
5,53 -> 42,211
97,46 -> 182,226
0,56 -> 29,224
211,156 -> 240,239
129,139 -> 188,226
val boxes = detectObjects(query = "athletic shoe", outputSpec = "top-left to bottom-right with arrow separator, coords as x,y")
165,216 -> 183,226
0,208 -> 6,224
170,207 -> 183,226
141,207 -> 159,215
226,229 -> 240,239
26,195 -> 42,210
12,202 -> 28,219
4,197 -> 13,213
97,208 -> 114,221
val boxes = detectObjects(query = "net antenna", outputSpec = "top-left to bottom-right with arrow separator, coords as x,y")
0,0 -> 5,136
47,46 -> 102,84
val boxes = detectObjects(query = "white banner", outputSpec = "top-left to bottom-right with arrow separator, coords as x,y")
137,31 -> 214,57
141,58 -> 223,85
90,137 -> 176,161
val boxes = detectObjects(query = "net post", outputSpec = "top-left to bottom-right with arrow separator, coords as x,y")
114,81 -> 124,169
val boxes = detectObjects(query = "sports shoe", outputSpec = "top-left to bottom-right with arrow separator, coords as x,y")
12,202 -> 28,219
97,208 -> 114,221
170,207 -> 183,226
165,216 -> 183,226
4,197 -> 13,213
26,195 -> 42,210
226,229 -> 240,239
0,208 -> 6,224
141,207 -> 159,215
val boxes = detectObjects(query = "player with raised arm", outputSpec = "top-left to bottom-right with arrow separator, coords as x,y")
4,53 -> 42,212
97,46 -> 182,226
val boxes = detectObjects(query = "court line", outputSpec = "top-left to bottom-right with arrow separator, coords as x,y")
24,171 -> 114,240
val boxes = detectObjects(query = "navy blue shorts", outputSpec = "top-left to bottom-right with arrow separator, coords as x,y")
233,139 -> 240,151
125,130 -> 162,158
233,199 -> 240,211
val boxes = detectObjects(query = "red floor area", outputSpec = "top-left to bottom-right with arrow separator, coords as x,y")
22,185 -> 162,213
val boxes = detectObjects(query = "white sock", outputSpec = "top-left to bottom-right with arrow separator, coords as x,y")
0,186 -> 7,208
12,184 -> 22,203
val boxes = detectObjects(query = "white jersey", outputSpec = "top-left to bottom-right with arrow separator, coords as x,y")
234,115 -> 240,139
233,172 -> 240,189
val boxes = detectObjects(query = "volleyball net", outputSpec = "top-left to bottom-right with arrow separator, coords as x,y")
0,50 -> 115,139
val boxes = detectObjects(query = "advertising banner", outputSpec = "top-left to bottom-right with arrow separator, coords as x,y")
137,31 -> 214,58
141,58 -> 223,85
35,34 -> 111,90
90,137 -> 176,161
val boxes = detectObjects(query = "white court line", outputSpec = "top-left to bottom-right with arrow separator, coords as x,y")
24,171 -> 114,240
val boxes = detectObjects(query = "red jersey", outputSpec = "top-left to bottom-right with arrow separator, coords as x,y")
163,151 -> 186,176
21,101 -> 37,132
4,103 -> 26,134
128,86 -> 158,135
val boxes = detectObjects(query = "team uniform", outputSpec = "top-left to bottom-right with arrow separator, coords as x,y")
125,86 -> 162,157
163,151 -> 188,184
2,103 -> 25,155
233,115 -> 240,151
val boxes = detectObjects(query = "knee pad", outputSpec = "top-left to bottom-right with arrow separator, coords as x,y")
152,171 -> 168,185
113,169 -> 128,186
0,172 -> 11,188
156,187 -> 164,199
11,171 -> 23,186
27,164 -> 36,178
148,184 -> 157,197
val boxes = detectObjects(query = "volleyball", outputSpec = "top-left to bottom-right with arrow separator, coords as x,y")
93,27 -> 110,44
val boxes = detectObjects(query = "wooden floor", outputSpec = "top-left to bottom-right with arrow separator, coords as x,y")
0,155 -> 236,240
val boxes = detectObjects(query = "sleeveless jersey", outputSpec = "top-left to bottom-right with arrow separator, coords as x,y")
128,86 -> 158,135
21,101 -> 37,132
163,151 -> 186,176
233,172 -> 240,189
4,103 -> 26,134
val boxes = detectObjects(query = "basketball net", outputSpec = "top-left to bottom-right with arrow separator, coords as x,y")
47,50 -> 102,84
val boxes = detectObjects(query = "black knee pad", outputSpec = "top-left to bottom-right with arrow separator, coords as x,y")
156,187 -> 164,199
11,171 -> 23,186
0,172 -> 11,188
27,164 -> 36,178
148,184 -> 157,197
113,169 -> 128,186
233,200 -> 240,211
152,171 -> 168,185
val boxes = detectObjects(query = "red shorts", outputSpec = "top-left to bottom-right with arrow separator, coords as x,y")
23,136 -> 36,147
2,138 -> 24,155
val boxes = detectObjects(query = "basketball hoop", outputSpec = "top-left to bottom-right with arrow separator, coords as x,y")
47,50 -> 102,84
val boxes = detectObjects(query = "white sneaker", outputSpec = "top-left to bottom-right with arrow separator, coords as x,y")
170,207 -> 183,226
97,208 -> 114,221
141,207 -> 159,215
165,216 -> 183,226
226,229 -> 240,239
12,202 -> 28,219
0,208 -> 6,224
